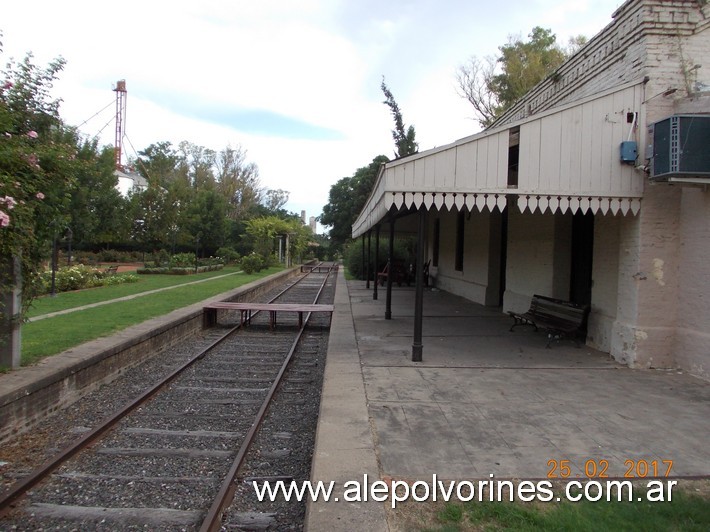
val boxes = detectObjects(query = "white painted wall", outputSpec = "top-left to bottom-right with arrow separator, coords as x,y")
503,211 -> 557,314
429,210 -> 493,304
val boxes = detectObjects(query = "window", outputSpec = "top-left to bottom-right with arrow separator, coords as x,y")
455,211 -> 465,271
507,127 -> 520,188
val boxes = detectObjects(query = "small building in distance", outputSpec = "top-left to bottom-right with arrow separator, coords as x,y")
115,168 -> 148,197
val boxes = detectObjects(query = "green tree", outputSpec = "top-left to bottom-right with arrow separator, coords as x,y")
320,155 -> 389,251
1,44 -> 89,366
245,215 -> 311,263
178,141 -> 216,190
135,141 -> 183,186
263,188 -> 289,213
129,184 -> 172,253
456,27 -> 586,127
380,78 -> 418,158
69,141 -> 129,247
1,49 -> 80,303
185,188 -> 229,256
214,144 -> 261,220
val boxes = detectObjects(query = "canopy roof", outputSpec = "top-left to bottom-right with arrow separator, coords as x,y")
353,80 -> 646,238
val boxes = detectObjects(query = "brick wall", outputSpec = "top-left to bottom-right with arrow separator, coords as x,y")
674,188 -> 710,379
587,214 -> 621,353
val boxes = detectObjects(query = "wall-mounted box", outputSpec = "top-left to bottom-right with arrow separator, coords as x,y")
620,141 -> 637,164
648,115 -> 710,182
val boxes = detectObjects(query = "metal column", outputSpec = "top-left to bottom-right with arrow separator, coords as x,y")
366,231 -> 371,289
385,219 -> 394,320
373,225 -> 380,300
361,235 -> 365,283
412,209 -> 425,362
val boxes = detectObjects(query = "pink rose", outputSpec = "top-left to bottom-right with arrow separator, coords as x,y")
27,130 -> 38,139
0,211 -> 10,227
36,192 -> 45,200
1,196 -> 17,209
27,154 -> 40,169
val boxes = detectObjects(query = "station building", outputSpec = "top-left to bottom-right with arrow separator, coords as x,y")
352,0 -> 710,379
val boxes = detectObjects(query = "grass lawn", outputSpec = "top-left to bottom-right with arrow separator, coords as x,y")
21,266 -> 283,365
391,480 -> 710,531
27,265 -> 246,317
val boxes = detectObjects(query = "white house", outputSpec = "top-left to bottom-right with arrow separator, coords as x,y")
114,168 -> 148,196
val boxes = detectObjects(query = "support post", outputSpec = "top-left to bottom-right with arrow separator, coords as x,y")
385,219 -> 394,320
361,235 -> 365,282
412,209 -> 426,362
0,256 -> 22,369
285,233 -> 291,267
366,230 -> 371,289
373,225 -> 380,300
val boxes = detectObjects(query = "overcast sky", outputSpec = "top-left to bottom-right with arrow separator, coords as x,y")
2,0 -> 623,231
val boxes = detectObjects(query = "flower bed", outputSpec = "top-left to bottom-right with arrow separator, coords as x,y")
136,264 -> 224,275
37,265 -> 139,294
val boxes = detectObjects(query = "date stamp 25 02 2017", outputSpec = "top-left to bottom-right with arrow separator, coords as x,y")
547,459 -> 674,479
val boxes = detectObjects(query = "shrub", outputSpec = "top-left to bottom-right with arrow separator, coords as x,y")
36,266 -> 139,294
169,252 -> 196,268
261,253 -> 278,268
344,237 -> 414,280
75,250 -> 141,264
216,247 -> 240,265
151,249 -> 171,267
136,265 -> 224,275
103,273 -> 139,285
197,256 -> 223,267
240,253 -> 263,274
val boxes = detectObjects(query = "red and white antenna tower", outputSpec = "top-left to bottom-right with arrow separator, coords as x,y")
113,79 -> 127,170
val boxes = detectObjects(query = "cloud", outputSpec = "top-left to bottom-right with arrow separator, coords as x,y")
138,91 -> 346,141
1,0 -> 629,225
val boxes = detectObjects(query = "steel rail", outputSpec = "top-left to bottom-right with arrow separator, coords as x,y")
0,267 -> 324,515
199,264 -> 335,531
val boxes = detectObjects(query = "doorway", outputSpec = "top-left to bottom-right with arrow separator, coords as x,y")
570,212 -> 594,305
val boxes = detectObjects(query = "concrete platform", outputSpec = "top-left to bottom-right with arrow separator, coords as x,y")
306,270 -> 710,530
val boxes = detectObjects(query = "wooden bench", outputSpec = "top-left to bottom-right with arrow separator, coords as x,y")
508,294 -> 590,348
377,260 -> 430,287
377,262 -> 410,287
203,302 -> 334,329
104,265 -> 119,275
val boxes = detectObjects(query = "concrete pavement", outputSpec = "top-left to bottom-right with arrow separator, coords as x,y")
306,270 -> 710,530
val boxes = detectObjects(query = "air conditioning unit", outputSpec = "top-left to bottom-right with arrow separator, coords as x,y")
648,114 -> 710,183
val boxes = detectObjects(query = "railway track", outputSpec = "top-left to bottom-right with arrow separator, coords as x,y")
0,263 -> 337,530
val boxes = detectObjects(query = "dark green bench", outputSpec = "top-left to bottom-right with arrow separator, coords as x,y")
508,294 -> 590,348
